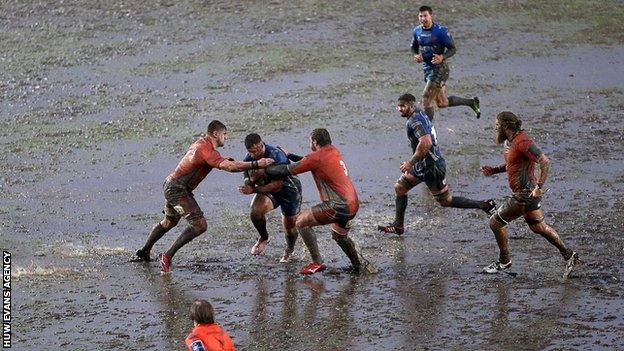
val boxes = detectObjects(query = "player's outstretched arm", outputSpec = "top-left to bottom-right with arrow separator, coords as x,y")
218,157 -> 275,173
481,164 -> 507,177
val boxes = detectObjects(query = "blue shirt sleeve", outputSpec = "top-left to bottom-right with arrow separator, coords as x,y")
265,145 -> 289,165
411,27 -> 420,53
439,26 -> 454,48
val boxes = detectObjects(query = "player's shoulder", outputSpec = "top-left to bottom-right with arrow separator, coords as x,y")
408,110 -> 429,125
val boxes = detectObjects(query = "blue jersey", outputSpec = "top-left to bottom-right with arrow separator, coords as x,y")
244,144 -> 300,195
411,23 -> 454,71
406,109 -> 444,173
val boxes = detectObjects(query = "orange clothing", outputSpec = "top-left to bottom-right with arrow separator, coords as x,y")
185,323 -> 235,351
289,144 -> 359,214
169,138 -> 225,191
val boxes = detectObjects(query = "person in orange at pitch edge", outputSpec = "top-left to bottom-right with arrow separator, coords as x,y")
185,299 -> 235,351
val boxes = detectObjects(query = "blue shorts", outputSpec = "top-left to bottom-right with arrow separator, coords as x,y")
423,63 -> 450,88
409,160 -> 447,193
270,177 -> 302,217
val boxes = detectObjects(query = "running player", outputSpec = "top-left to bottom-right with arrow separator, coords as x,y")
377,94 -> 495,235
185,299 -> 235,351
481,111 -> 578,278
265,128 -> 376,275
132,120 -> 274,273
411,5 -> 480,121
238,133 -> 303,262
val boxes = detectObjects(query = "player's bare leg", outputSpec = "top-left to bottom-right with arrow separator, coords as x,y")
525,209 -> 578,278
422,81 -> 440,121
249,194 -> 274,255
280,215 -> 298,262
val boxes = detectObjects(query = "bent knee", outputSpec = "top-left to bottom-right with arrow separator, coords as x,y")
394,182 -> 408,195
160,217 -> 179,230
189,217 -> 208,234
489,216 -> 504,230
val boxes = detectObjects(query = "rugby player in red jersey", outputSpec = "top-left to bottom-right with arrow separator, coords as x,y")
131,120 -> 274,273
481,112 -> 578,278
265,128 -> 376,274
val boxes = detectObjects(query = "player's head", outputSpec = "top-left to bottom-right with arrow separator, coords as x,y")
495,111 -> 522,144
418,5 -> 433,28
397,93 -> 417,117
207,120 -> 228,147
190,299 -> 214,326
310,128 -> 331,151
244,133 -> 265,160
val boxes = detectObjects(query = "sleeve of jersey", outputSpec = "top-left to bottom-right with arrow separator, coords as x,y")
272,149 -> 290,165
289,153 -> 319,175
187,338 -> 207,351
523,141 -> 543,162
411,28 -> 419,53
410,120 -> 429,139
203,149 -> 226,168
441,27 -> 454,47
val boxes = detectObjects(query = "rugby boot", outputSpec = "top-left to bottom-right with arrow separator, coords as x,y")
482,260 -> 512,274
377,223 -> 404,235
159,253 -> 172,274
471,97 -> 481,119
563,251 -> 579,279
299,262 -> 327,275
129,248 -> 151,262
280,247 -> 294,263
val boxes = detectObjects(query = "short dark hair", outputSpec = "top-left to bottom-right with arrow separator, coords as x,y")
496,111 -> 522,132
398,93 -> 417,103
207,120 -> 226,133
311,128 -> 332,146
244,133 -> 262,149
419,5 -> 433,14
190,299 -> 214,324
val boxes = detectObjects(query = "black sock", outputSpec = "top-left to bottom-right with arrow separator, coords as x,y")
251,215 -> 269,241
447,96 -> 474,107
166,226 -> 203,259
142,223 -> 169,253
424,106 -> 435,121
450,196 -> 485,210
395,195 -> 408,226
299,227 -> 322,263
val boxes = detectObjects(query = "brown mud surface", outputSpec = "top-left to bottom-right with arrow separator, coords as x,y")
2,1 -> 623,350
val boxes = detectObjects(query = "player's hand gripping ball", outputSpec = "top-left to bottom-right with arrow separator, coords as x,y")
248,168 -> 268,186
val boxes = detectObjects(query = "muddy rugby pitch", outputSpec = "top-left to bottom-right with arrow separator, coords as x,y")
1,1 -> 623,350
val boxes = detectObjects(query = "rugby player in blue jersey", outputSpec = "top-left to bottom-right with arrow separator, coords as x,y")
412,5 -> 480,121
238,133 -> 303,262
378,94 -> 495,235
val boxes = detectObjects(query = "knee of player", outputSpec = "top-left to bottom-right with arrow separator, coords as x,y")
190,217 -> 208,233
489,216 -> 503,230
160,216 -> 179,230
394,182 -> 407,195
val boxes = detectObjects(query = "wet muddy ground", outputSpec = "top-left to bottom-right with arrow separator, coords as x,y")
2,1 -> 623,350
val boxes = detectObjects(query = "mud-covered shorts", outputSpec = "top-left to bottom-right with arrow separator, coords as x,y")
405,159 -> 448,195
311,201 -> 356,235
423,62 -> 450,88
163,180 -> 204,221
494,192 -> 542,225
267,177 -> 303,217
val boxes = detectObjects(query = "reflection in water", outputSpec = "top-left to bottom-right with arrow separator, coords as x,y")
393,239 -> 448,346
249,274 -> 359,350
135,264 -> 195,350
483,281 -> 579,349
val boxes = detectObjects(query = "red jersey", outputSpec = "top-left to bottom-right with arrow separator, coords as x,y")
185,323 -> 235,351
168,138 -> 225,191
503,131 -> 543,193
290,145 -> 359,214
